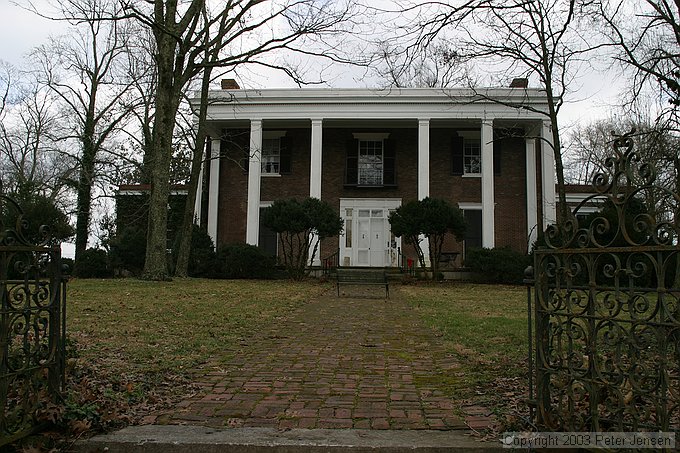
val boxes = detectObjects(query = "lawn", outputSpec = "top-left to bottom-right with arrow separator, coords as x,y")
60,278 -> 331,436
59,279 -> 530,437
68,278 -> 330,375
399,283 -> 530,421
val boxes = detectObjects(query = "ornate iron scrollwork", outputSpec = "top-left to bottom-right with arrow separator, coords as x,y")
533,131 -> 680,433
1,191 -> 66,446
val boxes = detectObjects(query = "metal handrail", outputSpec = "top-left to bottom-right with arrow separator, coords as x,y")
321,248 -> 339,276
397,247 -> 415,275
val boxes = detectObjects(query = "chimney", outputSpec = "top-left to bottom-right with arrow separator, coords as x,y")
510,78 -> 528,88
221,79 -> 240,90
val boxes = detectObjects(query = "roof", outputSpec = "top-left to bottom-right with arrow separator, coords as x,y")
194,87 -> 551,123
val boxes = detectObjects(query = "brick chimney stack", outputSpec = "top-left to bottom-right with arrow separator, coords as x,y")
221,79 -> 240,90
509,78 -> 528,88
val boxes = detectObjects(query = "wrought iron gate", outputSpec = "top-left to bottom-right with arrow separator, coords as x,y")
0,193 -> 67,446
530,133 -> 679,433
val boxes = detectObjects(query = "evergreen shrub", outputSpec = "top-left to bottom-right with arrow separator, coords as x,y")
465,247 -> 531,284
219,243 -> 275,279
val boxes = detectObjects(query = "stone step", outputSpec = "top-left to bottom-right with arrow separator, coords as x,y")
75,426 -> 507,453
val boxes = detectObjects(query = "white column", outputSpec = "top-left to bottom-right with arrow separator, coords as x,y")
418,119 -> 430,266
481,119 -> 495,248
310,119 -> 323,199
417,119 -> 430,199
207,137 -> 221,245
309,119 -> 323,266
194,144 -> 205,227
541,120 -> 557,227
525,138 -> 538,250
246,119 -> 263,245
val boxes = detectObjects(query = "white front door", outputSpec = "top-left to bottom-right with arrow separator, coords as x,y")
340,199 -> 401,267
370,217 -> 385,267
356,211 -> 385,266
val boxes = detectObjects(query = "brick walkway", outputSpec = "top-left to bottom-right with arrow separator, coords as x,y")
152,285 -> 494,431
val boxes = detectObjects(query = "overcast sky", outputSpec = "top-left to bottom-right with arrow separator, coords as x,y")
1,1 -> 625,129
0,1 -> 629,258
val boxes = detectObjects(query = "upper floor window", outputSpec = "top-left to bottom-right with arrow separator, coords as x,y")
262,138 -> 281,174
260,131 -> 289,175
359,140 -> 384,185
463,139 -> 481,174
346,133 -> 396,187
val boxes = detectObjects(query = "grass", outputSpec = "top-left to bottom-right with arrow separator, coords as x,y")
68,278 -> 331,376
61,278 -> 529,435
400,283 -> 529,406
10,278 -> 332,450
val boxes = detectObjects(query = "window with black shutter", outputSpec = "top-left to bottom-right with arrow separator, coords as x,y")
345,134 -> 395,187
452,132 -> 487,176
261,138 -> 280,174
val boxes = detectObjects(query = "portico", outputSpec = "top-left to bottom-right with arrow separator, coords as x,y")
197,86 -> 554,266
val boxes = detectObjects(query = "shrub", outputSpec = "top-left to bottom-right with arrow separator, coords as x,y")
218,243 -> 275,279
75,248 -> 112,278
61,257 -> 74,275
465,247 -> 531,284
109,226 -> 147,276
261,198 -> 342,280
389,197 -> 466,278
2,192 -> 75,244
179,225 -> 221,278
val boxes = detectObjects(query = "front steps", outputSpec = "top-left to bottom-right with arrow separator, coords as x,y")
76,425 -> 506,452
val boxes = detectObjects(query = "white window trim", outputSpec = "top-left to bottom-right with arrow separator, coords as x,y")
261,134 -> 284,176
357,138 -> 385,186
458,202 -> 482,210
463,138 -> 482,176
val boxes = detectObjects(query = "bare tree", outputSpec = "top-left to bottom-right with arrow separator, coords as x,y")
111,0 -> 360,280
0,64 -> 74,202
568,115 -> 678,184
374,39 -> 468,88
598,1 -> 680,130
29,0 -> 134,274
373,0 -> 609,220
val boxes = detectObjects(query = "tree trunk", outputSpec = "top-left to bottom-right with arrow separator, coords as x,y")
174,67 -> 212,278
73,118 -> 97,276
73,167 -> 93,275
142,58 -> 177,280
674,158 -> 680,288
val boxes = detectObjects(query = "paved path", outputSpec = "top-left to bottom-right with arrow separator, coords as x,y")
152,285 -> 493,431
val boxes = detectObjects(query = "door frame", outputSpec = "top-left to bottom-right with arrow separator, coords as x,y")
339,198 -> 401,267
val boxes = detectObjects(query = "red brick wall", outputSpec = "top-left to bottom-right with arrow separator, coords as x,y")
215,125 -> 530,259
494,135 -> 529,252
217,130 -> 249,245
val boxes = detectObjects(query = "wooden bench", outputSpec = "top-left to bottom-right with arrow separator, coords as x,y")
336,269 -> 389,298
439,252 -> 459,269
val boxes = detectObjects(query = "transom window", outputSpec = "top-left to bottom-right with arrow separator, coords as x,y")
464,139 -> 481,174
261,138 -> 281,174
358,140 -> 383,185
